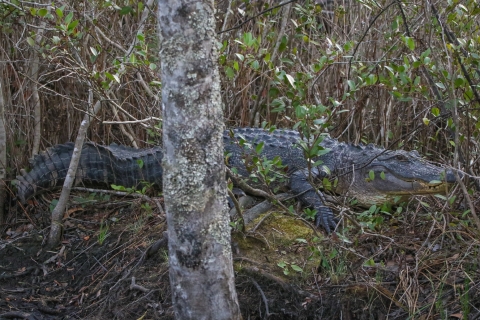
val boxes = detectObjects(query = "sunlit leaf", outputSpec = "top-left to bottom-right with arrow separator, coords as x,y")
404,36 -> 415,50
65,12 -> 73,24
285,74 -> 296,89
380,171 -> 386,180
291,264 -> 303,273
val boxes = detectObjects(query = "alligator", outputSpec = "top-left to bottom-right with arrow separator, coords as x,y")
15,128 -> 457,232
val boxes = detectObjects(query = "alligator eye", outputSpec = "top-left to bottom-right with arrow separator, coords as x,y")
396,154 -> 408,161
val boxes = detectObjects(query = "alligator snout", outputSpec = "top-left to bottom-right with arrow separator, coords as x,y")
445,169 -> 460,183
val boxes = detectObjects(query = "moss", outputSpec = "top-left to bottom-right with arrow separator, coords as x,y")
232,211 -> 322,281
247,211 -> 316,246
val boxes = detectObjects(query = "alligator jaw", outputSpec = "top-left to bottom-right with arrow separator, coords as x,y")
353,181 -> 451,205
385,180 -> 451,196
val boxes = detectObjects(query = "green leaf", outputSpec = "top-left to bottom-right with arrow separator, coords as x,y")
39,8 -> 48,17
111,184 -> 125,191
380,171 -> 386,180
120,6 -> 133,15
322,177 -> 331,190
449,195 -> 456,205
454,77 -> 464,88
431,107 -> 440,117
291,264 -> 303,273
423,117 -> 430,125
68,20 -> 78,31
366,74 -> 377,85
404,36 -> 415,50
264,53 -> 271,63
419,201 -> 430,208
255,141 -> 264,154
277,261 -> 287,268
55,8 -> 63,18
363,258 -> 375,267
49,199 -> 59,213
105,72 -> 115,82
435,82 -> 446,90
421,48 -> 431,58
225,67 -> 235,79
65,12 -> 73,24
347,80 -> 356,91
369,170 -> 375,181
136,159 -> 144,169
243,32 -> 254,46
321,165 -> 331,176
26,37 -> 35,47
316,148 -> 331,156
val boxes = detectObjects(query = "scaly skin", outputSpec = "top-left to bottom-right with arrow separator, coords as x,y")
15,128 -> 456,232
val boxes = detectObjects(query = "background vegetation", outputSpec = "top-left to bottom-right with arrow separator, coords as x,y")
1,0 -> 480,318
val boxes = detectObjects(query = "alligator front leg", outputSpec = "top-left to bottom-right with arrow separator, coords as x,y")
289,169 -> 337,233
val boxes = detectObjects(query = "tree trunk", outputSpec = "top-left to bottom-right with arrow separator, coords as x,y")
47,98 -> 102,247
157,1 -> 242,319
29,6 -> 48,156
0,57 -> 6,222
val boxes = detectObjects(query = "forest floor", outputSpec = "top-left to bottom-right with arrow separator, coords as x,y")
1,190 -> 480,320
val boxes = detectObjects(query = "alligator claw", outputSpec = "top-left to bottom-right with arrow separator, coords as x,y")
314,206 -> 337,234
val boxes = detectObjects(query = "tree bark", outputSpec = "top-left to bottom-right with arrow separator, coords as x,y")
157,1 -> 241,319
0,57 -> 6,222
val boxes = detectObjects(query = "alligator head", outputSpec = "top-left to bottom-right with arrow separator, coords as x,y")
334,144 -> 457,205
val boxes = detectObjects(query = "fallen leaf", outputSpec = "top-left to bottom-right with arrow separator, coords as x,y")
65,207 -> 84,218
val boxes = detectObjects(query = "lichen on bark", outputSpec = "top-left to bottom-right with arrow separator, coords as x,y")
158,0 -> 241,319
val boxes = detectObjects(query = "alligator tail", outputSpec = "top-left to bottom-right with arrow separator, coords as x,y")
15,143 -> 164,204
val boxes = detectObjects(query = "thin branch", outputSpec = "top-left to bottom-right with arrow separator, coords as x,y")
102,116 -> 161,124
219,0 -> 298,34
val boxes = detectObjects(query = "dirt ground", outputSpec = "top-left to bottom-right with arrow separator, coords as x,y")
1,191 -> 480,319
